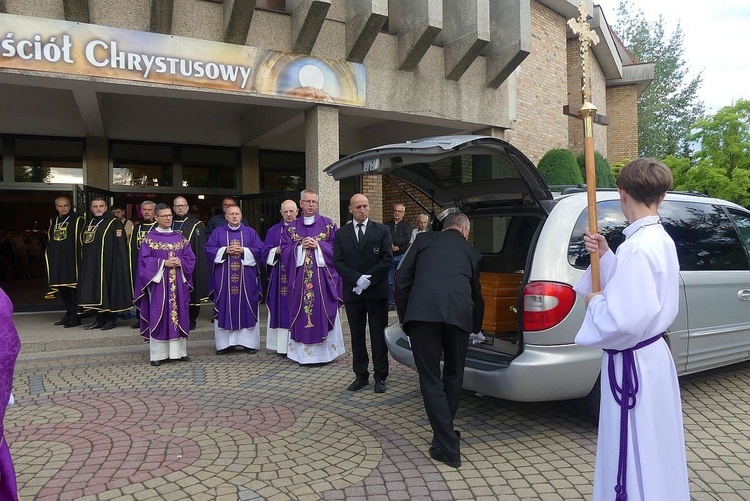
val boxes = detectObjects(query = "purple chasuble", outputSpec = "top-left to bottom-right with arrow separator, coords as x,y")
0,288 -> 20,500
134,231 -> 196,341
280,215 -> 342,345
206,224 -> 263,331
262,221 -> 293,330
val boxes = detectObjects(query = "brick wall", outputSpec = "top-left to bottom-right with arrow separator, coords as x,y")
606,85 -> 639,163
361,175 -> 384,223
505,1 -> 569,165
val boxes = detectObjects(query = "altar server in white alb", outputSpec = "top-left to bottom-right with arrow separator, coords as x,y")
574,158 -> 689,501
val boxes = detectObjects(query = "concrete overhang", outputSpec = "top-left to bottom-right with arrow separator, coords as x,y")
537,0 -> 592,19
606,62 -> 655,97
588,5 -> 622,80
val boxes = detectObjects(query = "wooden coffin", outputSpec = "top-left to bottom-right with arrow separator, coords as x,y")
479,272 -> 522,333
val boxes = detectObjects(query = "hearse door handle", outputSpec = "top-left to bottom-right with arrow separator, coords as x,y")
738,290 -> 750,301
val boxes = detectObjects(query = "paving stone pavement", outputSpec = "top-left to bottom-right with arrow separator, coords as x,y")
6,310 -> 750,500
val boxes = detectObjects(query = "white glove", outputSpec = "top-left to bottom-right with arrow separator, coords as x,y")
356,274 -> 372,290
353,285 -> 364,295
469,332 -> 486,345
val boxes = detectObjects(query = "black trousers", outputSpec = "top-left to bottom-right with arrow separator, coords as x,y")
408,321 -> 470,462
344,296 -> 389,381
60,287 -> 78,319
189,305 -> 200,323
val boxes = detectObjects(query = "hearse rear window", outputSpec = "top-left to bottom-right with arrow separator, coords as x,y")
403,153 -> 520,190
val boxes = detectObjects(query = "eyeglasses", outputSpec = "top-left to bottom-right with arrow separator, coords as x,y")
156,214 -> 172,218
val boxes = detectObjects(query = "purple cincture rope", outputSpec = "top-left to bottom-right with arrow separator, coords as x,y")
604,333 -> 664,501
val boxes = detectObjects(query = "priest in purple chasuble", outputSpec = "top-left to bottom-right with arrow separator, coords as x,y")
206,205 -> 264,354
0,287 -> 20,500
280,189 -> 345,365
134,204 -> 196,366
262,199 -> 298,354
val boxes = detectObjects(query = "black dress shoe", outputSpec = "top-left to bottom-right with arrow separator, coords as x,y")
150,360 -> 162,367
216,347 -> 234,355
64,317 -> 81,328
84,321 -> 104,330
130,322 -> 139,329
245,348 -> 258,354
180,356 -> 190,362
100,321 -> 116,331
374,380 -> 386,393
347,378 -> 369,391
54,317 -> 68,326
429,447 -> 461,468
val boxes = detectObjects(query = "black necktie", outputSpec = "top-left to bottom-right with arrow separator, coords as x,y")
357,223 -> 364,247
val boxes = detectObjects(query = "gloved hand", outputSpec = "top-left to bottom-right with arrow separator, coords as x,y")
353,285 -> 364,295
469,332 -> 486,345
356,274 -> 372,290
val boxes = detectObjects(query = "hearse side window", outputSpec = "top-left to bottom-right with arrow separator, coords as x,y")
727,209 -> 750,257
473,215 -> 539,273
568,200 -> 750,271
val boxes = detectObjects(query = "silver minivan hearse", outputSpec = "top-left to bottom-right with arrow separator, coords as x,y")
325,135 -> 750,419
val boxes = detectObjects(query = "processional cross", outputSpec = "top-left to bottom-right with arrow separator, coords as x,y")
563,1 -> 607,292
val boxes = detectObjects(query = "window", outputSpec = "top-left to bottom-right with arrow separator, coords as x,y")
259,150 -> 305,192
111,142 -> 239,189
182,147 -> 238,189
13,137 -> 83,184
112,143 -> 173,187
568,200 -> 750,271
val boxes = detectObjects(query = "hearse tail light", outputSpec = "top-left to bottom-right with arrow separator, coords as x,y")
523,281 -> 576,331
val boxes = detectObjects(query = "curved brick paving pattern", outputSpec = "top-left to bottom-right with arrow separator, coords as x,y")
5,342 -> 750,500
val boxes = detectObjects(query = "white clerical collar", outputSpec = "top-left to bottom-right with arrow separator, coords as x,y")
155,227 -> 173,233
228,223 -> 241,230
303,215 -> 316,225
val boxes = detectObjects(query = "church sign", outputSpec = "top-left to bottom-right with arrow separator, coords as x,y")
0,13 -> 366,106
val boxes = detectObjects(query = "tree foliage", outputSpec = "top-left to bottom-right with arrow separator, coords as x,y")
614,2 -> 704,158
537,148 -> 583,186
575,151 -> 616,188
672,100 -> 750,205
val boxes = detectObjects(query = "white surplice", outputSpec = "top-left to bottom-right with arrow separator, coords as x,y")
574,215 -> 690,501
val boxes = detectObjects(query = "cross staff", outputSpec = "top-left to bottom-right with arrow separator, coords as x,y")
567,1 -> 602,292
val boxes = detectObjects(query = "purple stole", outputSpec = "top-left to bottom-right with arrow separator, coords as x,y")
206,224 -> 263,330
280,215 -> 342,345
262,221 -> 292,330
134,231 -> 196,341
0,288 -> 20,500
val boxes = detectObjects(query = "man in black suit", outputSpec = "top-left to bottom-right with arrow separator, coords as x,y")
395,212 -> 484,468
334,194 -> 393,393
386,203 -> 412,310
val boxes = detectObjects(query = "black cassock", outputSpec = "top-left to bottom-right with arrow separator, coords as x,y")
77,213 -> 133,312
129,220 -> 157,292
172,215 -> 210,305
44,212 -> 84,298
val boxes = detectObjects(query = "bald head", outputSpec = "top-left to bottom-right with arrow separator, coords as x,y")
349,193 -> 370,224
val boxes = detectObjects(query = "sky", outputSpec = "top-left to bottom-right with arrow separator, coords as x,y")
596,0 -> 749,113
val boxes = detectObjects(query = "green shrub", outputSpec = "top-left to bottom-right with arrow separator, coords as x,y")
537,148 -> 583,186
576,151 -> 616,188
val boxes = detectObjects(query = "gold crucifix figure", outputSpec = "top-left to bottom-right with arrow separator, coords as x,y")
567,2 -> 600,104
